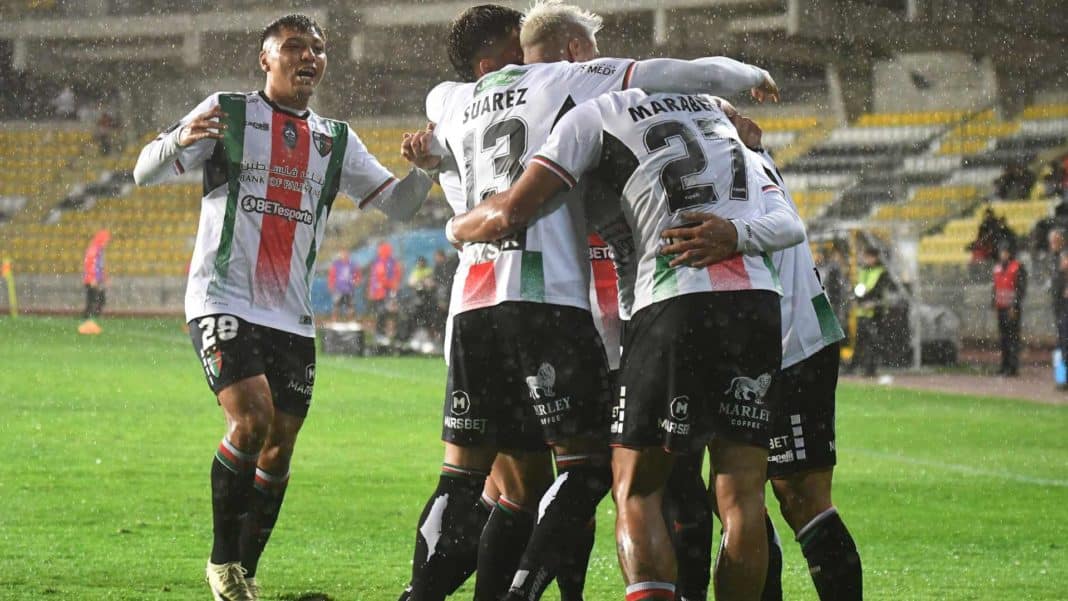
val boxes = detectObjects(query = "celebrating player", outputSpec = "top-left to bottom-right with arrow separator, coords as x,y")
662,100 -> 863,601
448,89 -> 805,600
133,14 -> 434,601
399,3 -> 782,600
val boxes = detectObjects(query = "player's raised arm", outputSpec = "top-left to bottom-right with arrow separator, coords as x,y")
133,95 -> 224,186
339,126 -> 434,222
628,56 -> 779,103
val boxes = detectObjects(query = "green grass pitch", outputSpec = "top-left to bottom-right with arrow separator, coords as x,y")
1,316 -> 1065,600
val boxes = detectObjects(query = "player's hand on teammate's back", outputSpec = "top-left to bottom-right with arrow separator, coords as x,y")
751,72 -> 780,104
178,106 -> 226,147
402,122 -> 442,170
660,211 -> 739,268
731,114 -> 764,149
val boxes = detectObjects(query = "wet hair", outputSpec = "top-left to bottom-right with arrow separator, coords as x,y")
520,0 -> 602,49
261,14 -> 325,49
447,5 -> 524,82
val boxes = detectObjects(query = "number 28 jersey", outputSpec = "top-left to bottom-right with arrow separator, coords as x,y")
534,89 -> 783,316
427,59 -> 636,318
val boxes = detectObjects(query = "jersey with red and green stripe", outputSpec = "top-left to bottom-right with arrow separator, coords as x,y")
153,91 -> 396,336
426,59 -> 635,324
534,90 -> 784,317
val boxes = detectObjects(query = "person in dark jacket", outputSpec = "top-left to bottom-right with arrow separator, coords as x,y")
849,247 -> 890,377
992,242 -> 1028,376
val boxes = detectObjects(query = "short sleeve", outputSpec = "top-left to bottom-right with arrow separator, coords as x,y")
530,100 -> 604,190
563,58 -> 637,102
339,127 -> 398,209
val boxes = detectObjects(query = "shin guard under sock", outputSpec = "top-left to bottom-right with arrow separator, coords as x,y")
210,438 -> 259,565
474,497 -> 535,601
239,468 -> 290,578
556,517 -> 595,601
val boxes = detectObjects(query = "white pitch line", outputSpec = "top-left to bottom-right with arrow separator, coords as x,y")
853,448 -> 1068,488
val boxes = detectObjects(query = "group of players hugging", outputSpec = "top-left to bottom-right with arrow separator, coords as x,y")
133,3 -> 862,601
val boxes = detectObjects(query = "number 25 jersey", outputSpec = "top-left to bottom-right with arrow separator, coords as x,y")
533,89 -> 783,316
427,59 -> 636,318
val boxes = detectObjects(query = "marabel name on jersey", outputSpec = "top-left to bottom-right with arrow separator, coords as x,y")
462,87 -> 528,124
627,94 -> 720,122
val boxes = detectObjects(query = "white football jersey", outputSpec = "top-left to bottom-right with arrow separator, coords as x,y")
427,59 -> 636,321
534,90 -> 783,316
144,92 -> 397,336
755,150 -> 845,368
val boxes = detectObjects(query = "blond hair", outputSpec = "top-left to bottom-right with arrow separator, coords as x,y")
520,0 -> 603,48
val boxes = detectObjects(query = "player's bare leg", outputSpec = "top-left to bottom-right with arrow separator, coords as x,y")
240,410 -> 305,597
612,446 -> 677,601
771,469 -> 862,601
208,376 -> 274,601
405,442 -> 497,601
709,439 -> 769,601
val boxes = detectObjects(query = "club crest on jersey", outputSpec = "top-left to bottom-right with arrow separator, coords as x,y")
525,363 -> 556,400
724,373 -> 772,404
282,120 -> 298,149
312,131 -> 333,157
669,396 -> 690,421
451,390 -> 471,416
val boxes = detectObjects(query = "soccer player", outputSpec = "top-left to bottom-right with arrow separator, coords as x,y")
400,4 -> 781,600
133,14 -> 434,601
661,100 -> 863,601
448,90 -> 804,600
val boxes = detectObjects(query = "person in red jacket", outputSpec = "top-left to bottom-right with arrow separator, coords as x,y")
366,241 -> 402,337
79,229 -> 110,334
993,242 -> 1027,376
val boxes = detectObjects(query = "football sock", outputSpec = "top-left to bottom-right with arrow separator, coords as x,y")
210,437 -> 259,565
625,581 -> 676,601
556,517 -> 595,601
503,457 -> 612,601
664,454 -> 712,601
474,496 -> 535,601
797,507 -> 862,601
399,492 -> 494,601
761,511 -> 784,601
407,464 -> 488,601
239,468 -> 290,578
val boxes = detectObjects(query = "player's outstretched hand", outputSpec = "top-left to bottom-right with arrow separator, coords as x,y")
751,72 -> 780,104
402,122 -> 442,170
659,211 -> 739,268
178,106 -> 226,147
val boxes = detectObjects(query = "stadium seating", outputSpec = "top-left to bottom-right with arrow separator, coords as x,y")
918,199 -> 1055,266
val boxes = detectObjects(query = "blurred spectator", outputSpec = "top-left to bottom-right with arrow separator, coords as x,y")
367,241 -> 402,338
820,243 -> 851,330
992,241 -> 1027,376
51,86 -> 76,120
993,162 -> 1036,201
79,229 -> 110,334
969,207 -> 1013,267
327,250 -> 361,322
431,249 -> 457,339
95,109 -> 121,155
407,256 -> 436,330
848,247 -> 889,377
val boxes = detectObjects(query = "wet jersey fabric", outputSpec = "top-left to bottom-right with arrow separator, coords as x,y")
588,233 -> 622,370
151,91 -> 396,336
534,89 -> 783,316
755,150 -> 845,368
426,59 -> 636,322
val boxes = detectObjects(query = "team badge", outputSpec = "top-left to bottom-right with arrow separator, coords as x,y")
282,120 -> 298,149
205,349 -> 223,379
312,132 -> 333,157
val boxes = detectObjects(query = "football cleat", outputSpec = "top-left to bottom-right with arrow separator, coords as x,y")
206,561 -> 254,601
245,577 -> 259,601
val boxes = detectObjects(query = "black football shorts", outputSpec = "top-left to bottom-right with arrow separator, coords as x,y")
766,342 -> 840,478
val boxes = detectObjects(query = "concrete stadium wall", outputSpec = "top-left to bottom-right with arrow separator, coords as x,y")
1,274 -> 184,316
873,52 -> 998,113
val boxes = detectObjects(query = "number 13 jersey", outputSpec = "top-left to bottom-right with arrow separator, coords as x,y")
427,59 -> 636,318
532,89 -> 783,316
